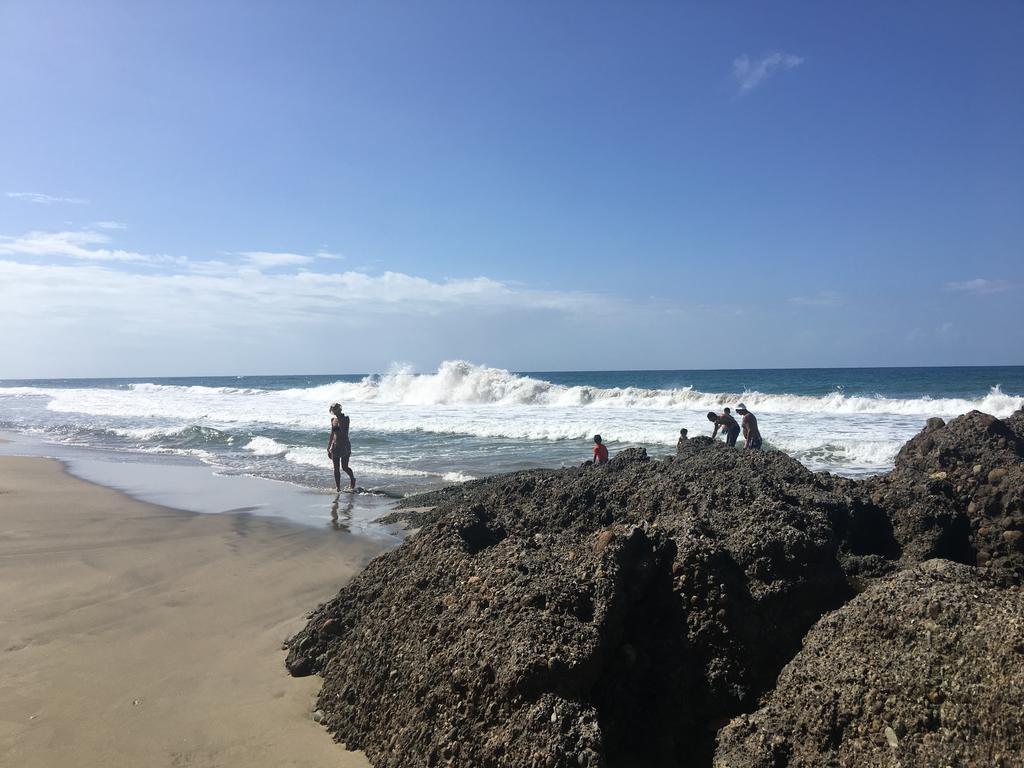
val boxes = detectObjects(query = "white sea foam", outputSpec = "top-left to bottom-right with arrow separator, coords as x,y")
112,425 -> 191,440
244,436 -> 289,456
773,436 -> 903,469
242,438 -> 474,482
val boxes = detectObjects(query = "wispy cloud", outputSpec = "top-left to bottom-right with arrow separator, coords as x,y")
0,260 -> 608,335
945,278 -> 1011,295
789,290 -> 843,307
0,229 -> 158,262
239,251 -> 314,269
733,52 -> 804,93
6,191 -> 88,205
93,221 -> 128,230
239,250 -> 345,268
0,226 -> 609,332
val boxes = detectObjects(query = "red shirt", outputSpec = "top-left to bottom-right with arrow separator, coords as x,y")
593,443 -> 609,464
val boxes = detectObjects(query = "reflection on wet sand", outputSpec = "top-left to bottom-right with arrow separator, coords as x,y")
330,495 -> 354,532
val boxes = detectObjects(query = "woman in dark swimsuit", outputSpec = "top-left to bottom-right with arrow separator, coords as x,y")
327,403 -> 355,491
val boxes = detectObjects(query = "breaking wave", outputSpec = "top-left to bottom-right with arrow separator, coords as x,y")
5,360 -> 1020,421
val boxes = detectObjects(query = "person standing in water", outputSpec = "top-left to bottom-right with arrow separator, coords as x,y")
592,434 -> 609,465
736,403 -> 762,450
707,410 -> 741,446
327,403 -> 356,491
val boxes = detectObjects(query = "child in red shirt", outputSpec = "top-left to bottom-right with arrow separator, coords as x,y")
593,434 -> 609,464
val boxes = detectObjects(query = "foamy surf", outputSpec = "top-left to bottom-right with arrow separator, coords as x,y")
1,361 -> 1021,490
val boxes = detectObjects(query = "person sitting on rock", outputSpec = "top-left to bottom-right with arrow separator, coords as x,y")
707,410 -> 741,446
736,403 -> 762,450
676,428 -> 688,453
592,434 -> 609,465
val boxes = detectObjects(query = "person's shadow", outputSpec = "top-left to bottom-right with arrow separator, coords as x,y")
330,495 -> 354,532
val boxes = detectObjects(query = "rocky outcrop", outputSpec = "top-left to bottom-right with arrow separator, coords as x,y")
714,560 -> 1024,768
287,408 -> 1024,768
287,513 -> 676,767
862,409 -> 1024,584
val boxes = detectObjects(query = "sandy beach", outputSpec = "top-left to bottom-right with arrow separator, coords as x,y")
0,456 -> 384,768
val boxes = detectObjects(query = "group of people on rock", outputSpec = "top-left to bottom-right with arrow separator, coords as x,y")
327,400 -> 763,490
591,403 -> 763,465
706,403 -> 762,449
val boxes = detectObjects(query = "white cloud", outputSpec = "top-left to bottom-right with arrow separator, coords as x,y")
0,259 -> 607,338
945,278 -> 1011,295
239,251 -> 314,269
93,221 -> 128,230
733,52 -> 804,93
6,191 -> 88,205
789,290 -> 843,307
0,226 -> 609,336
0,229 -> 157,262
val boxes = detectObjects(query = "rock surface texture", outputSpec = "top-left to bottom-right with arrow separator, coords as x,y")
286,409 -> 1024,768
714,560 -> 1024,768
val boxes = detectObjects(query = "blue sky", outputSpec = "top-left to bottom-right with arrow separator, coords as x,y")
1,0 -> 1021,377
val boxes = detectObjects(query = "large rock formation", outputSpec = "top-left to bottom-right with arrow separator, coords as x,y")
286,409 -> 1024,768
714,560 -> 1024,768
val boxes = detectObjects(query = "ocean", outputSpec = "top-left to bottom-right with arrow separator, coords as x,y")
1,361 -> 1022,498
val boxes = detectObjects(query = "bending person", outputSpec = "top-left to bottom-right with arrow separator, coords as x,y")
707,410 -> 741,447
327,402 -> 356,491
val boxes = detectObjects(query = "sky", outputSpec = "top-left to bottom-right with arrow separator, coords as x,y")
1,0 -> 1021,378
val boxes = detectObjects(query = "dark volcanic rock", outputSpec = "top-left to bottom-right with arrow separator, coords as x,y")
714,560 -> 1024,768
289,514 -> 680,767
862,408 -> 1024,584
289,409 -> 1024,768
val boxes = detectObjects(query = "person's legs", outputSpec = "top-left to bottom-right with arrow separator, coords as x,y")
726,426 -> 740,447
331,454 -> 342,492
341,455 -> 356,489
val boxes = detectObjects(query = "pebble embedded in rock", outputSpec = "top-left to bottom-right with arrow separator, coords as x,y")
320,618 -> 342,636
884,725 -> 899,749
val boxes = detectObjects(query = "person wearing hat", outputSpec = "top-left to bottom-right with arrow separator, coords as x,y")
707,409 -> 741,446
736,403 -> 762,450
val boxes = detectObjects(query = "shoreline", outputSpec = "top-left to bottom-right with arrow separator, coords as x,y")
0,455 -> 388,768
0,430 -> 404,538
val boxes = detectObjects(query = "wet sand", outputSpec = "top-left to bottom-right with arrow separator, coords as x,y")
0,456 -> 384,768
